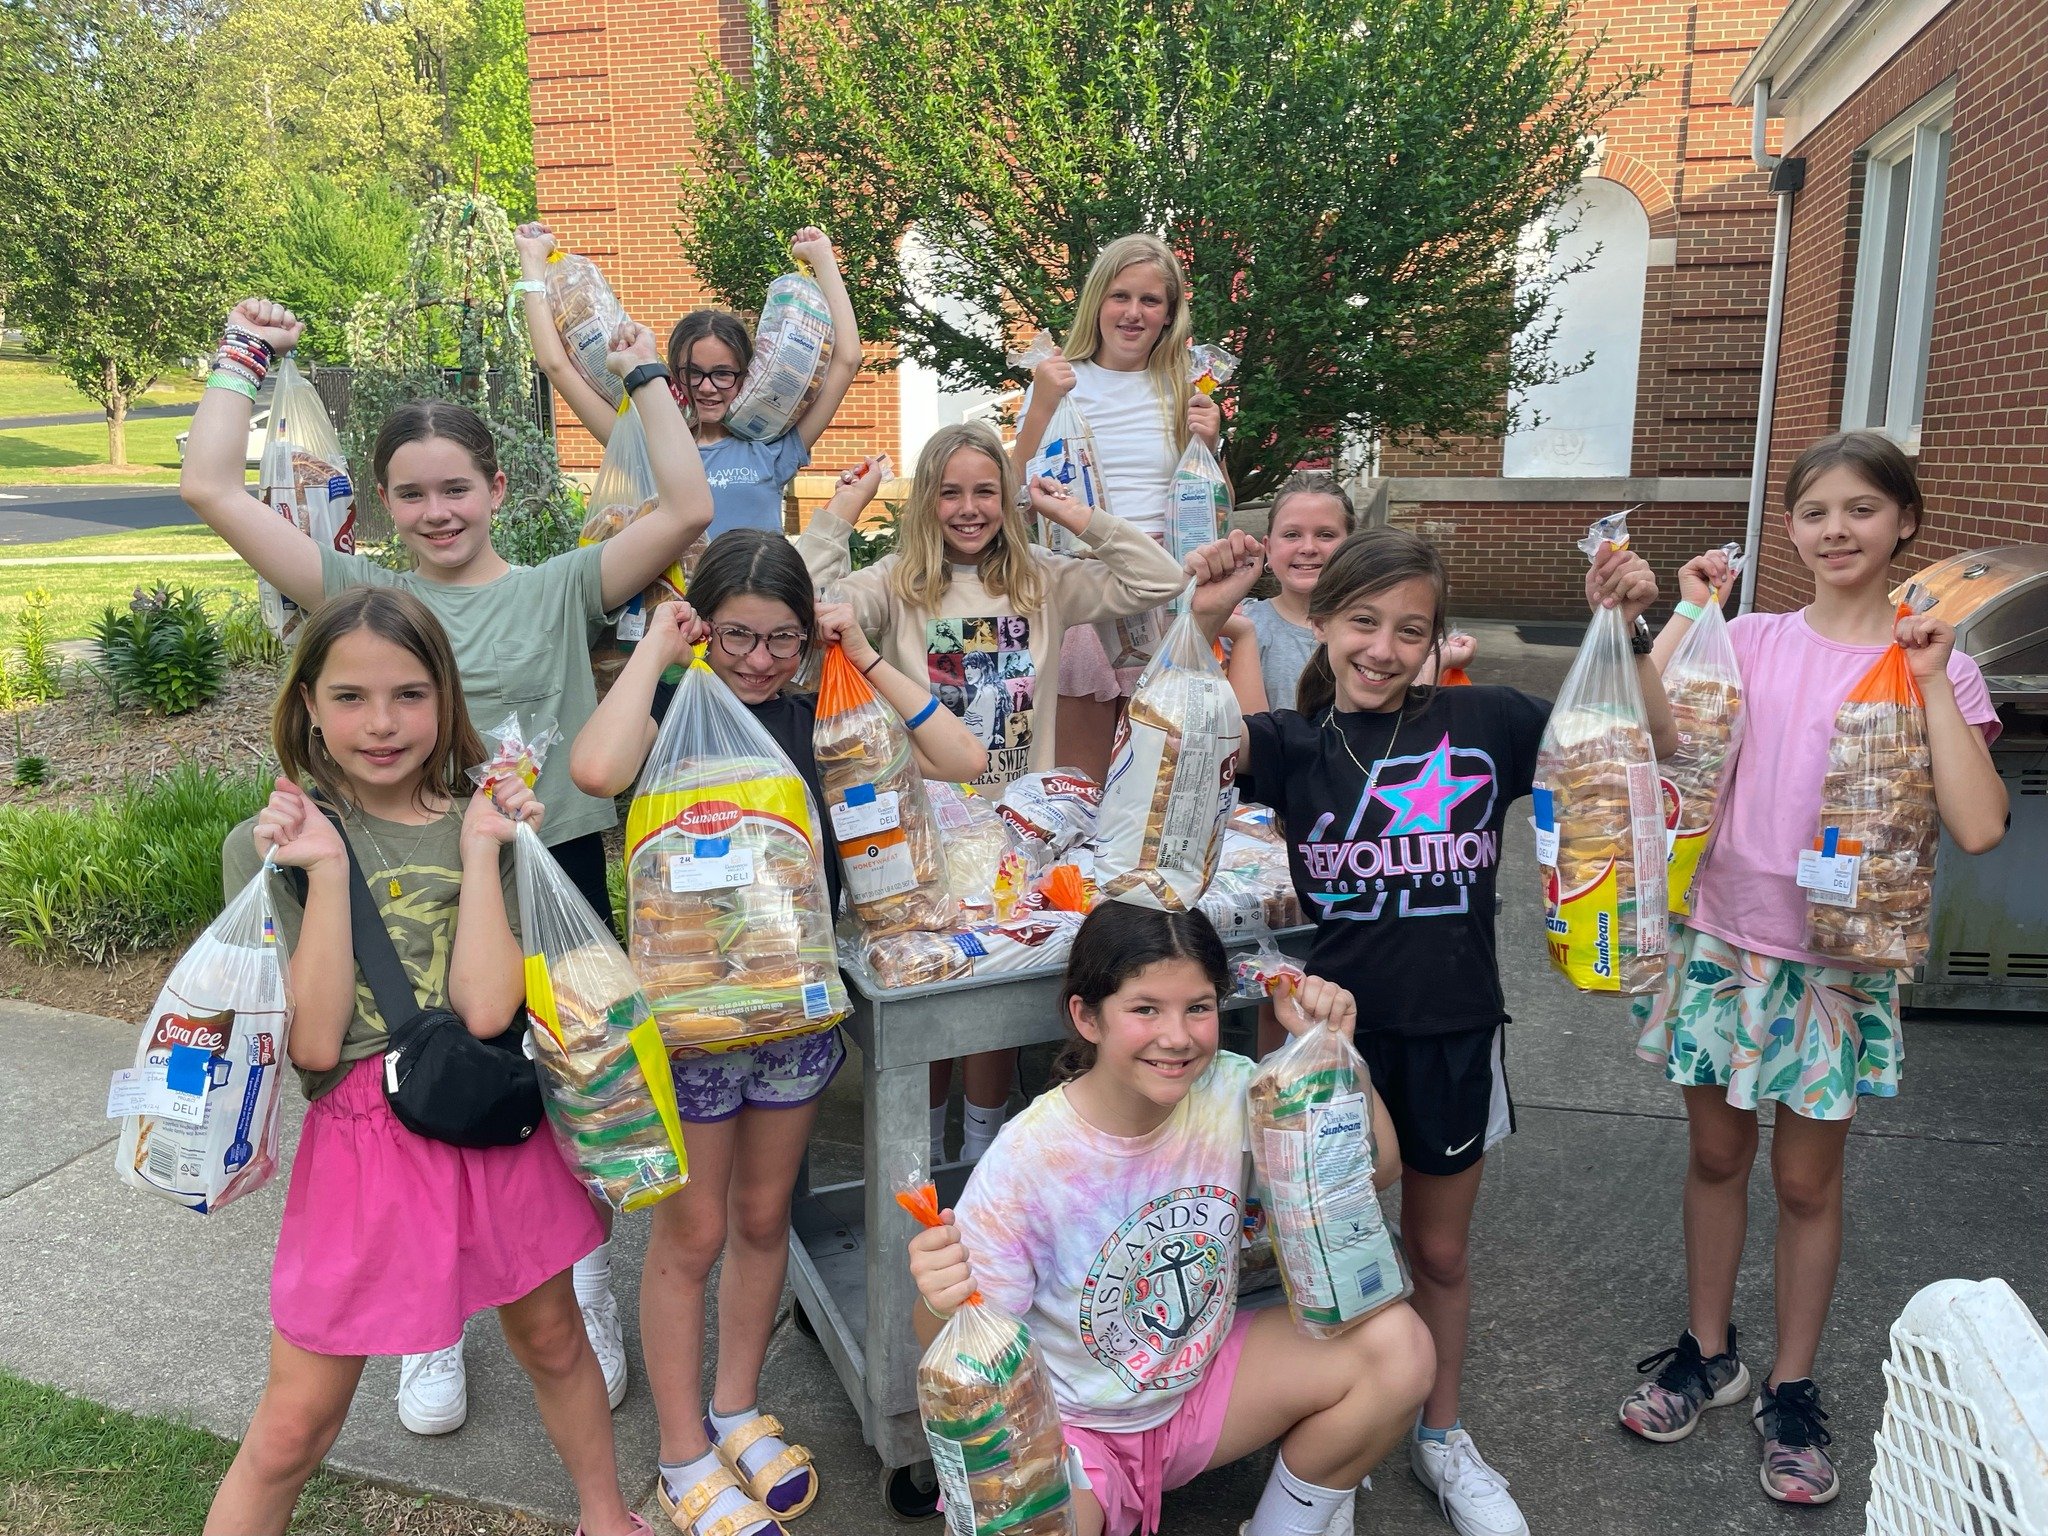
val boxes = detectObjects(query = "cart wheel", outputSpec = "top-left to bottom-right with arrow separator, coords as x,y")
880,1461 -> 941,1521
790,1300 -> 817,1342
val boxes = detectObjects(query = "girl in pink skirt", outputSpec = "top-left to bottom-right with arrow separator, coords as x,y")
205,588 -> 642,1536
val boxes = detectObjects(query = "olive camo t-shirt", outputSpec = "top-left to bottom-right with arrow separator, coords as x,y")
221,809 -> 520,1100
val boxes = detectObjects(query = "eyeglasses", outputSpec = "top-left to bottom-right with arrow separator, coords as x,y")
711,623 -> 808,660
684,365 -> 744,391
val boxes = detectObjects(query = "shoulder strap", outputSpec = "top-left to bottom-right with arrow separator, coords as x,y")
298,800 -> 426,1026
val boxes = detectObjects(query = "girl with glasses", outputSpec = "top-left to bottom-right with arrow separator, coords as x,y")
567,527 -> 985,1536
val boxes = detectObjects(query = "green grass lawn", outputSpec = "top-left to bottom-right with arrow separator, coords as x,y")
0,561 -> 256,641
0,1369 -> 554,1535
0,523 -> 235,561
0,416 -> 188,486
0,347 -> 204,419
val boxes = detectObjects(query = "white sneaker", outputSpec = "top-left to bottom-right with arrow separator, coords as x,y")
397,1341 -> 467,1436
580,1289 -> 629,1410
1410,1428 -> 1529,1536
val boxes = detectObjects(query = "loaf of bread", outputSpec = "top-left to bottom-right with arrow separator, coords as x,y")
543,250 -> 627,407
1806,702 -> 1937,966
917,1301 -> 1077,1535
1535,703 -> 1667,994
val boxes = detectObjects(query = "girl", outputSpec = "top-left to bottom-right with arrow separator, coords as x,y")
568,532 -> 985,1536
517,223 -> 861,541
1621,431 -> 2005,1506
206,589 -> 642,1536
181,296 -> 709,1435
1010,233 -> 1226,780
1190,526 -> 1675,1536
908,901 -> 1434,1536
797,421 -> 1186,1164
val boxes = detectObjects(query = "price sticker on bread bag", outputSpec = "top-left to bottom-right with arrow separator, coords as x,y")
669,837 -> 755,892
1798,828 -> 1862,908
829,784 -> 901,841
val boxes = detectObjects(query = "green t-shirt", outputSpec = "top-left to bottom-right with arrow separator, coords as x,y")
221,809 -> 521,1101
318,544 -> 615,847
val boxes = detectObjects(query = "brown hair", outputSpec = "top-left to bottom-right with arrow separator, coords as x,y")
1294,528 -> 1450,719
667,310 -> 756,425
1049,902 -> 1230,1085
371,400 -> 501,488
274,588 -> 486,815
1268,470 -> 1357,534
1782,430 -> 1922,554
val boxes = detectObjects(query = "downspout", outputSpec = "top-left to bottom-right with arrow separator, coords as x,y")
1740,80 -> 1804,613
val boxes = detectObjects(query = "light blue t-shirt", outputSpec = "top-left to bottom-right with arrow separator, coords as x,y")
1242,596 -> 1318,712
702,431 -> 810,538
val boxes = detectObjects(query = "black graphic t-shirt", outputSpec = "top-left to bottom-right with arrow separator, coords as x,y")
1239,686 -> 1551,1036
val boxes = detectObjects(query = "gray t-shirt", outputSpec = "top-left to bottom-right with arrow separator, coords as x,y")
319,544 -> 614,846
1242,597 -> 1318,711
701,431 -> 810,537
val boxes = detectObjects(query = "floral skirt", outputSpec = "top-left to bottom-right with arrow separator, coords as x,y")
1631,923 -> 1900,1121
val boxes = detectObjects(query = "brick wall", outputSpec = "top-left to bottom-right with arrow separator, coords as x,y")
523,0 -> 898,480
1753,0 -> 2048,611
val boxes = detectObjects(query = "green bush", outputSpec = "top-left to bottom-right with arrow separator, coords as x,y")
217,591 -> 284,668
92,585 -> 226,714
0,764 -> 269,964
10,586 -> 61,704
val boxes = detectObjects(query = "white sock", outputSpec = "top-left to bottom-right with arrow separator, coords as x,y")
961,1099 -> 1008,1161
571,1240 -> 612,1307
662,1447 -> 771,1534
1244,1452 -> 1351,1536
930,1104 -> 947,1165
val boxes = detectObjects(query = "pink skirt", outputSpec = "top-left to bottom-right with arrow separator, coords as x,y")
1059,623 -> 1138,700
271,1057 -> 604,1357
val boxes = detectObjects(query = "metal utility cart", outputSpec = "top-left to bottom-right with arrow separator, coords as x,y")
1900,545 -> 2048,1011
788,928 -> 1309,1517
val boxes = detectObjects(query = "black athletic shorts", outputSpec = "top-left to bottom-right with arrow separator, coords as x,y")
1356,1025 -> 1513,1177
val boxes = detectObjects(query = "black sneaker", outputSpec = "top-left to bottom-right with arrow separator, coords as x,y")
1618,1326 -> 1752,1443
1754,1378 -> 1840,1504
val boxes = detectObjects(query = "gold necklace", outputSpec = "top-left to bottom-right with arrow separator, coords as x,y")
1323,706 -> 1407,801
346,808 -> 438,900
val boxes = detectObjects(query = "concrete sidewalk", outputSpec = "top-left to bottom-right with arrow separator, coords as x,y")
5,621 -> 2044,1534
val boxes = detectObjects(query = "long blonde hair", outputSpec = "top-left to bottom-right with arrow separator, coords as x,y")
1062,233 -> 1193,454
890,421 -> 1047,616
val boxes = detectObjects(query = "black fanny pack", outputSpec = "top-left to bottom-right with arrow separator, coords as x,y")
307,805 -> 545,1149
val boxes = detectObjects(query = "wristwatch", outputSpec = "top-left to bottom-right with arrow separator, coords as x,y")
622,362 -> 672,394
1630,615 -> 1654,656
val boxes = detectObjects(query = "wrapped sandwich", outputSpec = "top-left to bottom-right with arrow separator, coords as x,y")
725,268 -> 834,442
258,359 -> 356,643
626,661 -> 849,1053
1659,544 -> 1746,916
925,780 -> 1033,924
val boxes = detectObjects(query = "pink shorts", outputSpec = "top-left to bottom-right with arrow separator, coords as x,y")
1063,1309 -> 1257,1536
1057,622 -> 1140,700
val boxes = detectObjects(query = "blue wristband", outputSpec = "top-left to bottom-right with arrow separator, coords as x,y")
906,696 -> 940,730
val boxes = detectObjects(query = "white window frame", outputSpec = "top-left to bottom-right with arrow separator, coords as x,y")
1841,81 -> 1956,453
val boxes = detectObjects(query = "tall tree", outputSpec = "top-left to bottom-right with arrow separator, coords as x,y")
448,0 -> 538,220
255,176 -> 420,364
0,0 -> 249,465
682,0 -> 1646,497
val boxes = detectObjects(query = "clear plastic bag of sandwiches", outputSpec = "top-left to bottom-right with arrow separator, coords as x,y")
470,717 -> 688,1213
579,401 -> 686,650
1010,330 -> 1107,557
1532,511 -> 1668,994
1246,980 -> 1410,1337
814,641 -> 956,938
897,1158 -> 1078,1536
725,267 -> 834,441
1659,543 -> 1746,917
113,865 -> 294,1214
926,780 -> 1032,924
258,359 -> 356,642
625,660 -> 849,1055
1095,598 -> 1244,911
543,247 -> 627,407
1188,342 -> 1240,396
1805,585 -> 1939,968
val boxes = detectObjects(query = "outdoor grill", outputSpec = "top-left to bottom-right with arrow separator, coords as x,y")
1901,544 -> 2048,1012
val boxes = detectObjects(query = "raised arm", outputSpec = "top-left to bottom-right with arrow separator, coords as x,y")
179,300 -> 326,609
448,783 -> 537,1037
514,222 -> 620,447
790,229 -> 862,450
817,602 -> 988,782
1586,544 -> 1678,759
248,781 -> 355,1072
796,456 -> 895,635
595,323 -> 714,611
570,603 -> 697,797
1898,615 -> 2008,854
1007,350 -> 1076,471
1650,548 -> 1736,673
1036,479 -> 1186,624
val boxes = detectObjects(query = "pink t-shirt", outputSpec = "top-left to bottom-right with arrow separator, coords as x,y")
1686,609 -> 1999,968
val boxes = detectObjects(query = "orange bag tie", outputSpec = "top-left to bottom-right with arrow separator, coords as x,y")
816,639 -> 876,719
1844,599 -> 1926,708
896,1182 -> 982,1306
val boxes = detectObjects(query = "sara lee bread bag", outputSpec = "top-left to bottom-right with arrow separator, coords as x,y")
725,267 -> 834,441
813,641 -> 955,938
1806,587 -> 1940,967
897,1176 -> 1078,1536
1658,543 -> 1746,916
1247,990 -> 1410,1337
542,247 -> 627,407
1532,511 -> 1669,993
258,359 -> 356,643
114,867 -> 294,1214
625,661 -> 848,1055
1095,602 -> 1243,911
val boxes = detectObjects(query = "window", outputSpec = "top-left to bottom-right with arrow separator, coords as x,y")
1842,83 -> 1955,451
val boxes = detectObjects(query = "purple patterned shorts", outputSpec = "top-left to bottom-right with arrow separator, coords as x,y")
669,1028 -> 847,1123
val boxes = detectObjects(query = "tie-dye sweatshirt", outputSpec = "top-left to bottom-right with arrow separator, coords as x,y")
952,1052 -> 1255,1431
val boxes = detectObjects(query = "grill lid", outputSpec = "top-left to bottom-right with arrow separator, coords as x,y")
1897,545 -> 2048,674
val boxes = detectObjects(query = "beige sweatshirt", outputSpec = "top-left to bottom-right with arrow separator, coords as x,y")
800,508 -> 1184,787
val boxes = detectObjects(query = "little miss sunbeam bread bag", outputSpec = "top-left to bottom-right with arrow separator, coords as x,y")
1533,511 -> 1669,993
1804,585 -> 1940,968
1658,543 -> 1746,917
625,661 -> 849,1055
